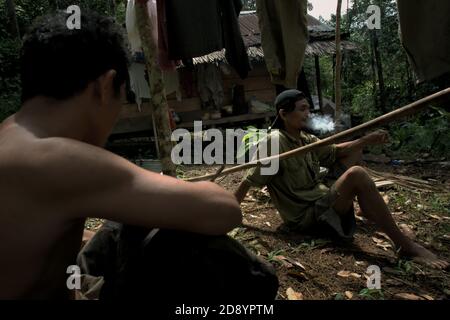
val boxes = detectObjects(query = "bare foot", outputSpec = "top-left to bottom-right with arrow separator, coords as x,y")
399,242 -> 449,269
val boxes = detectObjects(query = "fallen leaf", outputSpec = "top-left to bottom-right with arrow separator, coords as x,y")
429,214 -> 442,221
284,257 -> 306,271
354,261 -> 366,267
345,291 -> 353,299
265,221 -> 271,227
372,237 -> 384,244
394,293 -> 424,300
375,232 -> 391,242
420,294 -> 434,300
405,199 -> 412,205
350,273 -> 362,279
286,287 -> 303,300
337,270 -> 351,278
272,255 -> 293,268
287,270 -> 309,281
392,211 -> 403,216
382,195 -> 390,205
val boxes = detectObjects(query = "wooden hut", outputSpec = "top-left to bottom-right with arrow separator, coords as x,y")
113,12 -> 356,136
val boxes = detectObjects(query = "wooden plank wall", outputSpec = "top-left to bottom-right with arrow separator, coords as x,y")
113,62 -> 276,135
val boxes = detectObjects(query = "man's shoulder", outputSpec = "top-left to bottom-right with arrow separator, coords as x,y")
2,135 -> 134,193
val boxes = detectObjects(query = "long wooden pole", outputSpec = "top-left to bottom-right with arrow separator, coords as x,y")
186,88 -> 450,182
135,0 -> 176,176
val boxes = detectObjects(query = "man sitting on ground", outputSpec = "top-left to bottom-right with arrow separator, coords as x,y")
0,11 -> 277,300
235,90 -> 448,269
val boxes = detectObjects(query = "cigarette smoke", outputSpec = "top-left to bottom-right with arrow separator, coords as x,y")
307,114 -> 335,134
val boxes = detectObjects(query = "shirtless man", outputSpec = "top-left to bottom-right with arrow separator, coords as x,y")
0,11 -> 241,299
235,90 -> 449,270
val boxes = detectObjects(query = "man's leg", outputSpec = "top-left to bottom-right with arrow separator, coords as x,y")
332,166 -> 448,269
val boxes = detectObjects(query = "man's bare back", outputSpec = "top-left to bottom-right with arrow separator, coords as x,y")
0,11 -> 242,299
0,109 -> 240,299
0,116 -> 84,298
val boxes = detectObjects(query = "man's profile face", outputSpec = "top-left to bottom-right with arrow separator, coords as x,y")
283,98 -> 310,130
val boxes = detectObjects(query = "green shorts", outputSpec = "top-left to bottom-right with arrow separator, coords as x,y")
284,162 -> 356,239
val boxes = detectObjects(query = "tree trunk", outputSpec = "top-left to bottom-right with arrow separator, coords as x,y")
135,0 -> 177,177
334,0 -> 343,126
369,31 -> 378,109
371,29 -> 386,113
5,0 -> 20,40
110,0 -> 116,17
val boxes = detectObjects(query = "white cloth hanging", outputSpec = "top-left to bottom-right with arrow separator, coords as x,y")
128,62 -> 151,109
126,0 -> 158,53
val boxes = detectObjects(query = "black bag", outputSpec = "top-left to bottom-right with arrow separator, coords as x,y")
78,221 -> 279,301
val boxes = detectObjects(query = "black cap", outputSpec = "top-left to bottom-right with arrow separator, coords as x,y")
274,89 -> 306,111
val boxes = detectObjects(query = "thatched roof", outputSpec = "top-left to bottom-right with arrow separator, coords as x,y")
193,12 -> 357,65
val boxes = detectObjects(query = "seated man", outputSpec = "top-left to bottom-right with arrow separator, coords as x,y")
235,89 -> 448,269
0,11 -> 277,299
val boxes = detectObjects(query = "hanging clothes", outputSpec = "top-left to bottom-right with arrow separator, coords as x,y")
128,62 -> 151,109
197,64 -> 224,111
163,69 -> 182,101
397,0 -> 450,82
126,0 -> 158,53
256,0 -> 309,88
164,0 -> 250,79
156,0 -> 181,71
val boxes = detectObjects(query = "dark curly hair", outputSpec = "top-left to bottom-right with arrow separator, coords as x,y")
20,10 -> 130,103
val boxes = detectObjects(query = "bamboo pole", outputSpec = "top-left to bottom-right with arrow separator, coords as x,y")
135,0 -> 176,177
186,87 -> 450,182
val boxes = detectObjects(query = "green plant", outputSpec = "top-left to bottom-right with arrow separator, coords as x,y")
359,288 -> 385,300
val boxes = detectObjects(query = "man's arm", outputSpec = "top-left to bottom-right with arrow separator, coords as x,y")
37,138 -> 242,236
336,130 -> 389,159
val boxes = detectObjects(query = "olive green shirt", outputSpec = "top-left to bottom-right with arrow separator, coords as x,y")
245,130 -> 337,229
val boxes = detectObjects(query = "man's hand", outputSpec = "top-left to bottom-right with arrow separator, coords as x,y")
363,130 -> 389,146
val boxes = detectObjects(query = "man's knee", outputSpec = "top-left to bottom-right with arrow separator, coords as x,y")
345,166 -> 372,186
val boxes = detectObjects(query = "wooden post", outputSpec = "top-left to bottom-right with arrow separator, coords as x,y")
135,0 -> 177,177
334,0 -> 343,126
314,55 -> 323,112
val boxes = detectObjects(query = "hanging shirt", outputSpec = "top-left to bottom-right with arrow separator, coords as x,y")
164,0 -> 251,79
256,0 -> 309,88
397,0 -> 450,82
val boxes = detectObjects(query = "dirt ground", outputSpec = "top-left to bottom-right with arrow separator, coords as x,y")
182,161 -> 450,301
86,160 -> 450,300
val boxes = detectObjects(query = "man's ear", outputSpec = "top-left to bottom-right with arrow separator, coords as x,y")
279,109 -> 286,121
97,70 -> 117,106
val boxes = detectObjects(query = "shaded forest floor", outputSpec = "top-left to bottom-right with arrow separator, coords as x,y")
86,160 -> 450,300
